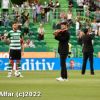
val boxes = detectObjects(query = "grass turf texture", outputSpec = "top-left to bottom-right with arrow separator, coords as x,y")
0,71 -> 100,100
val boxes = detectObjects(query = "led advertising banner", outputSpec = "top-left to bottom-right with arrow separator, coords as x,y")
0,58 -> 100,71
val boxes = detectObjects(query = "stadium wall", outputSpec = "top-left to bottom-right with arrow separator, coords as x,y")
0,52 -> 56,58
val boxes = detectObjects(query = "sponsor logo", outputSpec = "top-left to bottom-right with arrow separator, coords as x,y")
0,60 -> 3,65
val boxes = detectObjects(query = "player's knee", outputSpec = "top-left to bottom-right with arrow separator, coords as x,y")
9,60 -> 14,66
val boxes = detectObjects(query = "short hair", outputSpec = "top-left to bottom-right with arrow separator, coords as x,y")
12,21 -> 18,25
83,28 -> 89,34
60,22 -> 67,25
70,59 -> 75,63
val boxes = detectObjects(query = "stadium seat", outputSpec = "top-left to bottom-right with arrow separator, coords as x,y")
29,23 -> 34,28
24,35 -> 30,41
0,41 -> 6,46
0,26 -> 6,32
0,31 -> 3,34
30,36 -> 37,40
94,45 -> 100,55
39,40 -> 46,47
6,26 -> 12,32
94,36 -> 99,40
3,45 -> 9,51
70,35 -> 77,40
34,40 -> 40,46
94,41 -> 100,46
70,40 -> 77,45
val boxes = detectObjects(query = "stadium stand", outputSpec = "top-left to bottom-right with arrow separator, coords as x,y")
0,0 -> 100,57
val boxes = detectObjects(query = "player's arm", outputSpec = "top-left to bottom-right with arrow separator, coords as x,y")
21,44 -> 24,56
22,43 -> 24,53
55,32 -> 70,42
4,32 -> 11,45
20,37 -> 24,56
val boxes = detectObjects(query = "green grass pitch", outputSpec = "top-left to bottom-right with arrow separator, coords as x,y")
0,71 -> 100,100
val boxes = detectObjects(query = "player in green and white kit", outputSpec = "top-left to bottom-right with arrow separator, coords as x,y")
6,21 -> 24,77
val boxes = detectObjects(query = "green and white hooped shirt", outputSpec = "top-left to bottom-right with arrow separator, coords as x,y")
7,30 -> 22,50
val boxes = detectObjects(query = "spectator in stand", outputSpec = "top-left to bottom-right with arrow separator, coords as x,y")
24,12 -> 29,28
94,8 -> 100,23
32,3 -> 37,23
67,10 -> 73,25
54,0 -> 60,19
91,19 -> 98,35
22,12 -> 29,35
60,12 -> 67,22
44,2 -> 50,22
17,16 -> 22,30
48,0 -> 54,11
77,30 -> 84,45
89,0 -> 97,11
76,12 -> 81,20
29,40 -> 36,48
77,0 -> 84,15
21,11 -> 26,25
36,3 -> 42,22
25,39 -> 30,47
3,13 -> 9,27
15,11 -> 20,21
55,0 -> 60,8
2,0 -> 9,14
46,0 -> 54,22
83,2 -> 89,16
87,20 -> 91,29
76,19 -> 81,36
24,39 -> 35,48
85,9 -> 90,17
68,0 -> 73,10
41,8 -> 46,24
38,24 -> 45,41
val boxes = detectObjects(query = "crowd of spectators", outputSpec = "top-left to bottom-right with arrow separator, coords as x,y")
0,0 -> 61,46
74,0 -> 100,36
0,0 -> 100,50
73,0 -> 100,56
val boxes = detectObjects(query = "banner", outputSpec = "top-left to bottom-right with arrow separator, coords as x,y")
0,52 -> 56,58
0,58 -> 100,71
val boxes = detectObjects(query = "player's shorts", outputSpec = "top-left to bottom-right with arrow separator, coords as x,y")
9,49 -> 21,60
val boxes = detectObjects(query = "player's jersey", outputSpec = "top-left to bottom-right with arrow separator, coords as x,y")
7,30 -> 22,50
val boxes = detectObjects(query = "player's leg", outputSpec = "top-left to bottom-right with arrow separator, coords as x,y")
14,50 -> 23,77
60,54 -> 67,79
16,60 -> 21,70
8,49 -> 14,77
89,53 -> 94,75
56,54 -> 68,81
82,53 -> 88,75
7,60 -> 14,77
15,60 -> 22,77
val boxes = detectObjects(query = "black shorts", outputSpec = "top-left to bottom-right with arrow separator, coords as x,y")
9,49 -> 21,60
